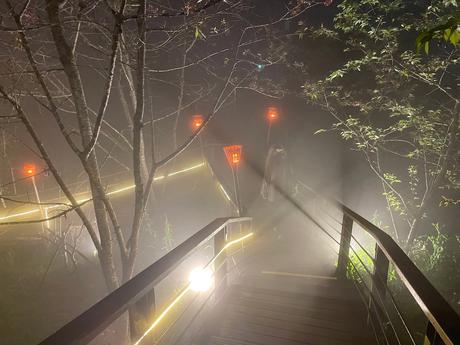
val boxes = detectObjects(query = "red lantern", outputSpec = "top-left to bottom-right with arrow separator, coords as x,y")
223,145 -> 242,167
267,107 -> 279,122
191,114 -> 204,131
23,163 -> 36,177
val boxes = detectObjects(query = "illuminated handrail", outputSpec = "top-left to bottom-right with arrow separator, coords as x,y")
37,216 -> 252,345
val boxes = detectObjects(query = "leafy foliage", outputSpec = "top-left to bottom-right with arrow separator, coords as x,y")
283,0 -> 460,332
416,10 -> 460,53
299,0 -> 459,246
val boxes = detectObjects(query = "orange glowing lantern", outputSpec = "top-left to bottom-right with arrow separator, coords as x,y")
223,145 -> 242,167
191,114 -> 204,131
267,106 -> 279,122
23,163 -> 36,177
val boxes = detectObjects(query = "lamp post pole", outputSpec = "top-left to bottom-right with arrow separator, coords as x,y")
191,114 -> 205,160
223,145 -> 243,216
32,175 -> 48,233
266,122 -> 272,147
231,166 -> 243,216
24,164 -> 46,233
266,107 -> 279,147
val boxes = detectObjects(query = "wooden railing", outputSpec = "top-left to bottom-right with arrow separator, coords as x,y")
334,202 -> 460,345
36,176 -> 460,345
293,180 -> 459,345
38,217 -> 252,345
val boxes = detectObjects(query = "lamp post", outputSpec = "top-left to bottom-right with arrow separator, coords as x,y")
191,114 -> 205,158
223,145 -> 243,216
266,106 -> 279,146
23,163 -> 46,231
191,114 -> 204,131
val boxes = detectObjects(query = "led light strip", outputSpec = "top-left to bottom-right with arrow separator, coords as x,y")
133,232 -> 254,345
0,162 -> 205,222
133,286 -> 191,345
218,183 -> 232,202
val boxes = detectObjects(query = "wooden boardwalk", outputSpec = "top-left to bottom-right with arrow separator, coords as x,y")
195,275 -> 375,345
193,226 -> 377,345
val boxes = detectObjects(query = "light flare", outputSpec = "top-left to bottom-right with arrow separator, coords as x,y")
189,267 -> 213,292
132,231 -> 254,345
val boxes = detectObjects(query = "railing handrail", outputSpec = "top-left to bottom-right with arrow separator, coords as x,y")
336,202 -> 460,345
287,180 -> 459,343
38,216 -> 251,345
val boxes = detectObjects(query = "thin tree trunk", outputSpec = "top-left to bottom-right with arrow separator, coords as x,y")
46,0 -> 118,290
119,44 -> 149,179
406,101 -> 459,247
173,36 -> 197,149
125,0 -> 147,282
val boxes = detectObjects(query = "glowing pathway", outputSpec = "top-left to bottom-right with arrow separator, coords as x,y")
0,162 -> 205,223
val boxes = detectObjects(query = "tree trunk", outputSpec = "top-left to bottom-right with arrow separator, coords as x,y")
46,0 -> 118,290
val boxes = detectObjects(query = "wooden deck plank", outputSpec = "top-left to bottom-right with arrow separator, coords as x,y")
193,230 -> 377,345
218,319 -> 369,345
224,308 -> 368,333
196,278 -> 376,345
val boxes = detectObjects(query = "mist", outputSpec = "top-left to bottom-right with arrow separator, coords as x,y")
0,1 -> 458,344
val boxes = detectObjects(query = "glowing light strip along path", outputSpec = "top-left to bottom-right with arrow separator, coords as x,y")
0,162 -> 205,222
133,232 -> 254,345
218,183 -> 232,202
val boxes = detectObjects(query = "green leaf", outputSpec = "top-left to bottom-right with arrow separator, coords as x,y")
443,28 -> 452,41
194,27 -> 206,40
449,28 -> 460,45
416,11 -> 460,53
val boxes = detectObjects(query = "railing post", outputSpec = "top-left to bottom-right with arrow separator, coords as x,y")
424,322 -> 445,345
214,226 -> 228,297
372,244 -> 389,300
129,288 -> 156,341
336,213 -> 353,279
368,244 -> 390,327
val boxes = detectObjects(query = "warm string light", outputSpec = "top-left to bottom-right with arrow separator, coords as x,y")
132,231 -> 254,345
0,162 -> 205,222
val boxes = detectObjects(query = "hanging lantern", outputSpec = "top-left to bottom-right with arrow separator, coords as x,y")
267,106 -> 279,122
223,145 -> 242,167
23,163 -> 37,177
191,114 -> 204,131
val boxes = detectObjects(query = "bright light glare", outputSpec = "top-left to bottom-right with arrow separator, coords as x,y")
189,267 -> 213,292
133,232 -> 253,345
